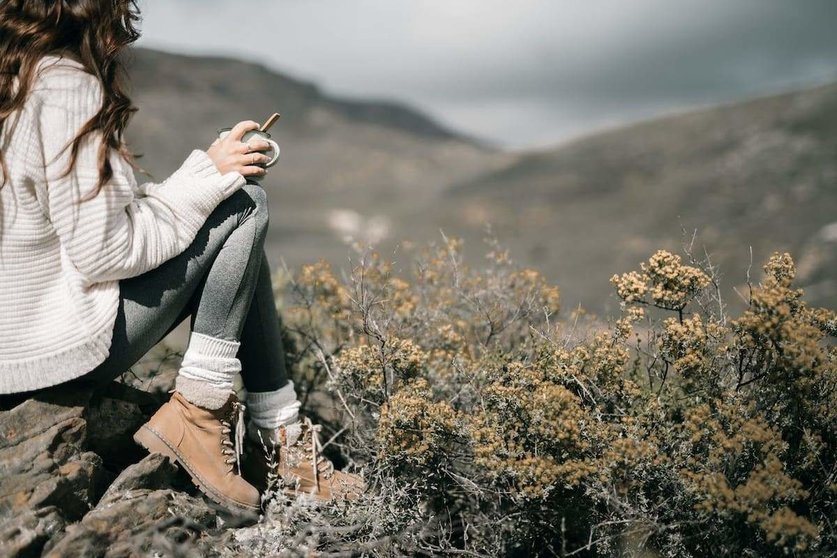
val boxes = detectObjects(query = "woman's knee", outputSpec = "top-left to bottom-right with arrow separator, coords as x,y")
240,183 -> 269,231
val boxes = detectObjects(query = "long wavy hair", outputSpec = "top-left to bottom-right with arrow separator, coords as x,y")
0,0 -> 142,198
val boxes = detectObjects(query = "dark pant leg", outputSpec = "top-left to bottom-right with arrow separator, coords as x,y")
237,250 -> 290,393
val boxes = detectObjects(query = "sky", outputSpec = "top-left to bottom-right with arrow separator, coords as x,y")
136,0 -> 837,151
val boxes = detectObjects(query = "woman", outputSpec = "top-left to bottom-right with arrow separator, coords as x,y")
0,0 -> 361,513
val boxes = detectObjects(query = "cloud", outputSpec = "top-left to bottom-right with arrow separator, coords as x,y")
136,0 -> 837,149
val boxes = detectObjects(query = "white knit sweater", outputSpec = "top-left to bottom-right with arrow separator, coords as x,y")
0,54 -> 246,393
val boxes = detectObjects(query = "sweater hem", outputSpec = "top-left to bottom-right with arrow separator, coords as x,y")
0,329 -> 113,394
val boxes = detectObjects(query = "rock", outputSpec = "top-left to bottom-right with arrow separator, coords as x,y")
44,453 -> 260,557
44,489 -> 217,557
97,453 -> 179,505
0,382 -> 255,556
0,387 -> 90,448
0,387 -> 108,556
0,506 -> 65,558
45,455 -> 225,556
0,389 -> 108,523
84,382 -> 175,472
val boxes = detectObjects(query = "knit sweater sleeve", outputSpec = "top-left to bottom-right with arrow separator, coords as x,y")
36,66 -> 246,285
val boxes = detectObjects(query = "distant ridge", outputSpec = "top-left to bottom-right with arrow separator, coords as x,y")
435,81 -> 837,312
126,47 -> 485,146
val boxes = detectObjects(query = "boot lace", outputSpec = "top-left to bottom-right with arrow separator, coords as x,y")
299,416 -> 334,493
220,400 -> 246,475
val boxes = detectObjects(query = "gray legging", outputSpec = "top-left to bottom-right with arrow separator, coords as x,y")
10,181 -> 289,400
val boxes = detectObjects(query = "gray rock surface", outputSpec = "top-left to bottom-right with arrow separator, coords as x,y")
0,384 -> 253,557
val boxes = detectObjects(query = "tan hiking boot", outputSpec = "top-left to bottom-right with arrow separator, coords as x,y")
241,417 -> 365,502
133,390 -> 261,514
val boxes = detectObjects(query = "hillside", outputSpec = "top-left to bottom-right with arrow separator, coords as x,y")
124,47 -> 836,314
123,46 -> 515,272
433,82 -> 837,313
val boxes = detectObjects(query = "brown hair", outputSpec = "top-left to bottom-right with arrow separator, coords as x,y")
0,0 -> 142,198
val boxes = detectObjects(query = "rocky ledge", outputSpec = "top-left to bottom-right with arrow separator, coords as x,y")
0,383 -> 255,557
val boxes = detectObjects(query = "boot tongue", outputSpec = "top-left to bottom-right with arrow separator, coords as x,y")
232,401 -> 246,474
285,422 -> 303,446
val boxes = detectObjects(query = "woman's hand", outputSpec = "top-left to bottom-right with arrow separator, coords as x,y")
206,120 -> 274,178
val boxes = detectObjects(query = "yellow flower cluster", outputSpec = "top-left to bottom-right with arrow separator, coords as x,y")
679,401 -> 819,551
584,332 -> 635,399
660,314 -> 711,374
333,342 -> 385,392
377,378 -> 460,467
289,258 -> 353,335
610,270 -> 647,303
425,323 -> 470,374
642,251 -> 711,310
762,251 -> 796,289
387,276 -> 418,318
614,305 -> 645,339
333,337 -> 430,402
513,267 -> 561,316
611,250 -> 710,311
298,259 -> 352,310
387,337 -> 428,378
760,506 -> 820,552
469,362 -> 597,499
732,252 -> 836,427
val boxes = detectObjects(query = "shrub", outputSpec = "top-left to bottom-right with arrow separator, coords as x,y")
241,237 -> 835,557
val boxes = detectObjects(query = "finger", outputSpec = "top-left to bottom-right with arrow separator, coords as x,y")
248,140 -> 273,152
237,153 -> 271,166
210,137 -> 221,146
235,139 -> 272,154
239,165 -> 268,177
228,120 -> 260,142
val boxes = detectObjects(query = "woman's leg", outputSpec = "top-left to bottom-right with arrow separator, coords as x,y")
3,181 -> 298,428
0,184 -> 268,409
237,251 -> 289,393
236,251 -> 301,433
70,183 -> 277,400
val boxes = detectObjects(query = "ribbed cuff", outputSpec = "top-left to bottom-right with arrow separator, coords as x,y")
187,331 -> 240,359
175,332 -> 242,410
184,149 -> 246,199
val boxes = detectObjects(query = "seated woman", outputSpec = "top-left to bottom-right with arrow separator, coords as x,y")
0,0 -> 362,513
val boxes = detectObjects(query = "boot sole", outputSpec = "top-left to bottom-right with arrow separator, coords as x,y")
133,424 -> 261,514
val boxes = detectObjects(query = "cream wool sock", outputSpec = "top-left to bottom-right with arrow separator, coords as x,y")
175,331 -> 241,410
242,381 -> 302,445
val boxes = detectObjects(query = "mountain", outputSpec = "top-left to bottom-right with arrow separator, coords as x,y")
124,47 -> 836,315
431,82 -> 837,314
123,46 -> 516,270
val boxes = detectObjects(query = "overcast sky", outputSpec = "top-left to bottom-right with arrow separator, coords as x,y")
136,0 -> 837,151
